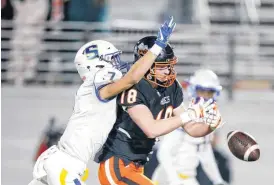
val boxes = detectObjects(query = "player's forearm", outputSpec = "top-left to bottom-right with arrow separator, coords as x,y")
148,116 -> 183,138
124,45 -> 161,84
99,48 -> 159,99
183,122 -> 213,137
154,105 -> 213,138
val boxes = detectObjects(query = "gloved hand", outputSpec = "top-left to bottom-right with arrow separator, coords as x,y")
187,97 -> 214,120
181,97 -> 223,129
203,103 -> 223,130
180,97 -> 215,124
155,16 -> 176,49
188,97 -> 223,130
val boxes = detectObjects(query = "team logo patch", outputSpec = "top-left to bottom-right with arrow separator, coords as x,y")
160,96 -> 170,105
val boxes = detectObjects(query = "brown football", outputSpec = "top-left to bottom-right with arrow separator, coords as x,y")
227,131 -> 260,162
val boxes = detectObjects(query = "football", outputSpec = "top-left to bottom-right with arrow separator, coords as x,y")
227,130 -> 260,162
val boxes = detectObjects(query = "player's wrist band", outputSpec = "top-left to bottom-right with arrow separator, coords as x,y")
149,44 -> 163,56
180,112 -> 192,125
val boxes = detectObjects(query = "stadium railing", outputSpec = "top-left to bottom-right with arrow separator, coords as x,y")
1,20 -> 274,100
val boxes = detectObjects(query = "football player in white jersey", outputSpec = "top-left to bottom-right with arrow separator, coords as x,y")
28,17 -> 176,185
156,69 -> 226,185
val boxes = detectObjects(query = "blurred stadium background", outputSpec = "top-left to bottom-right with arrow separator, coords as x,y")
1,0 -> 274,185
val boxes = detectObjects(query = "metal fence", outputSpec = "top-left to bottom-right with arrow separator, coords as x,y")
1,20 -> 274,99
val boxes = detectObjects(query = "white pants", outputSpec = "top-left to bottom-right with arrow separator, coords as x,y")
177,178 -> 199,185
163,178 -> 200,185
29,145 -> 87,185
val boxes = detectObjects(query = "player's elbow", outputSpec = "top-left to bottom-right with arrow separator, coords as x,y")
144,130 -> 157,139
136,123 -> 157,138
144,125 -> 160,139
142,126 -> 158,138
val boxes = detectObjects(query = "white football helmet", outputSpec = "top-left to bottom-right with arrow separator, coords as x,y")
187,69 -> 222,99
74,40 -> 127,80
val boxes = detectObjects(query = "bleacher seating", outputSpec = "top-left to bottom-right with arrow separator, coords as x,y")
1,0 -> 274,90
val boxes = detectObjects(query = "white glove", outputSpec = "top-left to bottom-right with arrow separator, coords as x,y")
180,97 -> 214,124
188,97 -> 215,120
180,97 -> 223,130
203,103 -> 223,130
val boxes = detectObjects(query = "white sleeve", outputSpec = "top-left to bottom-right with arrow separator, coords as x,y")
93,67 -> 122,89
91,67 -> 123,102
198,143 -> 224,185
157,129 -> 183,183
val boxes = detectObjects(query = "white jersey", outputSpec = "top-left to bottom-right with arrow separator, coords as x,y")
157,128 -> 224,185
59,67 -> 122,164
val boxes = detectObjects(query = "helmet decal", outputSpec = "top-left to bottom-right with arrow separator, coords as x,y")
75,40 -> 128,81
136,43 -> 149,56
82,45 -> 99,60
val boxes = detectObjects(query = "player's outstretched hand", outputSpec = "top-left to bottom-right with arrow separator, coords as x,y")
203,102 -> 223,130
155,16 -> 176,49
187,97 -> 223,130
186,97 -> 208,120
